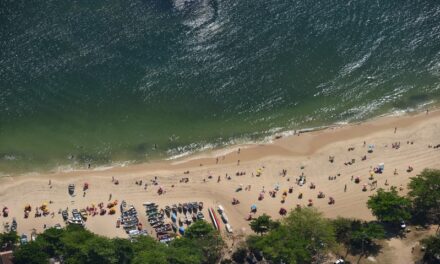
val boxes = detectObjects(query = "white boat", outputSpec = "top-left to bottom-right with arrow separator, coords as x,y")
225,223 -> 233,233
208,208 -> 219,231
221,213 -> 229,224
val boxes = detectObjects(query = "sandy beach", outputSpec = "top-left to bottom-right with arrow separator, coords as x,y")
1,110 -> 439,249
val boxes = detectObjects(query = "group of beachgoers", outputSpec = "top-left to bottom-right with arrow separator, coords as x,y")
3,122 -> 440,241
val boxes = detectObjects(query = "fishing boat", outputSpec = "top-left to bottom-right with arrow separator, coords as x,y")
62,210 -> 68,221
208,208 -> 220,231
197,211 -> 205,220
225,223 -> 233,233
11,218 -> 17,232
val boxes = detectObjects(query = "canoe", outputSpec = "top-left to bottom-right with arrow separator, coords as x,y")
208,208 -> 220,231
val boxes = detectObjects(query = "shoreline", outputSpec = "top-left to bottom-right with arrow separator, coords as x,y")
3,106 -> 436,178
0,107 -> 439,248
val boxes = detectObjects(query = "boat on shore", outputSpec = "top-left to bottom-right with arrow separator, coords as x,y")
208,208 -> 220,231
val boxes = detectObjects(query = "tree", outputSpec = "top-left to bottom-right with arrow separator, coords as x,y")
185,220 -> 217,239
332,218 -> 384,263
231,243 -> 248,263
332,217 -> 354,247
83,236 -> 117,263
174,221 -> 225,264
420,235 -> 440,263
248,208 -> 336,263
131,236 -> 168,264
35,227 -> 64,257
249,214 -> 275,235
0,231 -> 19,251
58,225 -> 98,263
113,238 -> 134,264
13,241 -> 49,264
132,249 -> 168,264
6,222 -> 225,264
350,222 -> 384,260
407,169 -> 440,225
367,187 -> 411,223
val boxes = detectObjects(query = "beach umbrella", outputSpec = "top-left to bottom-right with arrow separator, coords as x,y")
251,204 -> 257,211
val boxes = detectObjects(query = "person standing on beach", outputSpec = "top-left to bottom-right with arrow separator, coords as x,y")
394,127 -> 397,134
344,184 -> 347,192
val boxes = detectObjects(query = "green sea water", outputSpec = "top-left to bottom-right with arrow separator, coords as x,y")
1,0 -> 440,174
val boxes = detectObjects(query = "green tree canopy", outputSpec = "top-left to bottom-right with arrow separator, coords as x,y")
113,238 -> 134,264
0,231 -> 18,251
13,240 -> 49,264
367,187 -> 411,223
332,217 -> 353,246
249,214 -> 276,235
350,222 -> 384,253
172,220 -> 225,264
420,235 -> 440,264
248,208 -> 336,264
407,169 -> 440,224
11,222 -> 225,264
332,218 -> 385,262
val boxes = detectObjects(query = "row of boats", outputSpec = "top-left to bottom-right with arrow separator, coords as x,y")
209,205 -> 233,234
144,202 -> 173,243
144,201 -> 207,243
120,202 -> 147,237
66,209 -> 85,226
164,201 -> 203,215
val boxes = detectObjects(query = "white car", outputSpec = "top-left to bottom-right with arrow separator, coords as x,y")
400,220 -> 406,229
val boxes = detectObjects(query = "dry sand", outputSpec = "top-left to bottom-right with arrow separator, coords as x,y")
1,110 -> 439,256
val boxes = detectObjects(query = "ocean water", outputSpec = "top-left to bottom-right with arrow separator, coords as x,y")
1,0 -> 440,173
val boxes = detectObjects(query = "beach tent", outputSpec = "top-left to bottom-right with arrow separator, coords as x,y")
251,205 -> 257,212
